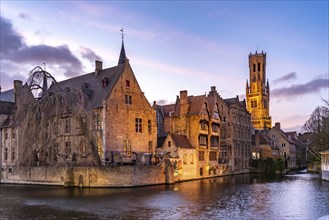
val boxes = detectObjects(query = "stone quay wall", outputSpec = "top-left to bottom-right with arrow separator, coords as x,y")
1,160 -> 174,187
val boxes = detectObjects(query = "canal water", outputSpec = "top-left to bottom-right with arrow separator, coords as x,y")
0,173 -> 328,219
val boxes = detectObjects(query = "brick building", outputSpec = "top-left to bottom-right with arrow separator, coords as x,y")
1,39 -> 157,179
223,96 -> 252,173
155,86 -> 252,177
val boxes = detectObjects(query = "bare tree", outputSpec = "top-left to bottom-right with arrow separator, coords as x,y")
303,99 -> 329,153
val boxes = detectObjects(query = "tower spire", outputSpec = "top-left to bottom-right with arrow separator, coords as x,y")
118,28 -> 127,65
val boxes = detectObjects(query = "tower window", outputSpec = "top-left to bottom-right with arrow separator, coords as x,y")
253,64 -> 256,72
251,100 -> 257,108
258,63 -> 261,71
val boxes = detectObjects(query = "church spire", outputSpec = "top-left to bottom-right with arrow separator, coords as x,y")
118,28 -> 127,65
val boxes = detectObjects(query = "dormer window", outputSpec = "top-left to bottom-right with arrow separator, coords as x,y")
101,78 -> 109,87
126,80 -> 130,88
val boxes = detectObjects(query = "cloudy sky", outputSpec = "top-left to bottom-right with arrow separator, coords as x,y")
0,1 -> 328,131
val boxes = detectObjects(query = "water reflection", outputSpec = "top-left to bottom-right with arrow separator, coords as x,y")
1,173 -> 328,219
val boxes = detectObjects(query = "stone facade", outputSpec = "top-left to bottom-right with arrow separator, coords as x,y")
1,161 -> 173,187
246,51 -> 272,130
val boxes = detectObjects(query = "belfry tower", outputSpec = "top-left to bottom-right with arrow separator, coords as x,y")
246,51 -> 272,130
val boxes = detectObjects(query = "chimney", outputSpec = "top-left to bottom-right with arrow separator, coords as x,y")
95,60 -> 103,77
275,122 -> 281,130
208,86 -> 218,97
14,80 -> 23,103
179,90 -> 188,116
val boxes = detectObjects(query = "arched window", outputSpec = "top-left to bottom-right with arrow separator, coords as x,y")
258,63 -> 261,71
253,64 -> 256,72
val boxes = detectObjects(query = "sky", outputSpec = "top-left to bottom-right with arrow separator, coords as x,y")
0,1 -> 328,132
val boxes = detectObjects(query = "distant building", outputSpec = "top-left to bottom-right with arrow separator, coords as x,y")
246,51 -> 272,130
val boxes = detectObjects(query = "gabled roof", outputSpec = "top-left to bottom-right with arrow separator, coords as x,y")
171,134 -> 194,149
188,95 -> 206,116
0,101 -> 16,115
157,135 -> 167,148
1,115 -> 14,128
154,104 -> 175,119
173,95 -> 206,117
48,62 -> 126,111
206,95 -> 219,116
0,89 -> 14,102
224,97 -> 237,106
